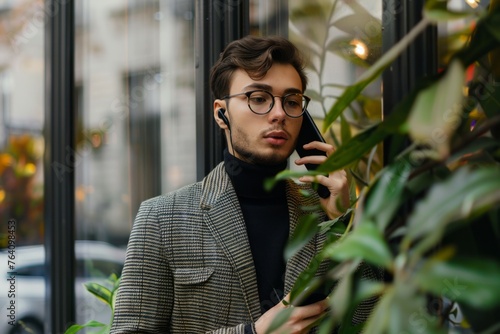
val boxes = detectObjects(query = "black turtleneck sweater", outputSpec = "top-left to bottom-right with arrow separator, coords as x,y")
224,150 -> 289,313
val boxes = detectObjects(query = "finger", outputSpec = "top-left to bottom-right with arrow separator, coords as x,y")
292,300 -> 328,321
328,171 -> 348,187
294,155 -> 327,166
298,174 -> 328,184
330,169 -> 347,178
302,141 -> 335,155
300,312 -> 328,333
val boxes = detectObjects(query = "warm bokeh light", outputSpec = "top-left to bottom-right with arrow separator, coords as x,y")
350,39 -> 369,60
76,186 -> 86,202
75,185 -> 95,202
465,0 -> 480,8
24,162 -> 36,176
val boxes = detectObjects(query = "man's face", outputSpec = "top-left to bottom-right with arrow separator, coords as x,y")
214,63 -> 304,166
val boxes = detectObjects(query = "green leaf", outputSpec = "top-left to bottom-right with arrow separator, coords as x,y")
415,257 -> 500,309
323,222 -> 393,270
484,3 -> 500,42
337,322 -> 365,334
407,59 -> 465,158
317,86 -> 419,173
317,316 -> 338,334
265,307 -> 294,334
489,207 -> 500,242
448,137 -> 500,164
289,2 -> 328,47
340,114 -> 351,144
362,155 -> 413,231
405,166 -> 500,248
64,320 -> 106,334
454,4 -> 500,67
318,209 -> 350,235
423,2 -> 478,23
423,0 -> 447,11
335,277 -> 384,334
264,170 -> 327,191
351,279 -> 386,307
306,89 -> 322,104
322,18 -> 431,132
318,125 -> 383,172
285,213 -> 320,260
290,257 -> 322,298
323,80 -> 372,132
332,14 -> 380,38
84,282 -> 113,306
364,280 -> 445,334
330,272 -> 352,321
362,286 -> 395,333
475,77 -> 500,119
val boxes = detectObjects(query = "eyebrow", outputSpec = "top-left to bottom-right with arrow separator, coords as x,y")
243,83 -> 303,94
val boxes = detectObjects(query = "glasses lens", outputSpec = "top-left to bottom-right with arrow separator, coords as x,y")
248,91 -> 273,114
283,94 -> 306,117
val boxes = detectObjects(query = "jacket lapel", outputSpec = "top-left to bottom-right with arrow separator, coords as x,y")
200,163 -> 262,321
200,163 -> 325,317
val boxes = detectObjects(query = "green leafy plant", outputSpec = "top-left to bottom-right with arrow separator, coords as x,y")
65,274 -> 120,334
269,0 -> 500,333
290,0 -> 384,187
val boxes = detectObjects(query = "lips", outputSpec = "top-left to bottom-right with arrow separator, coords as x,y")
264,130 -> 288,140
264,130 -> 288,146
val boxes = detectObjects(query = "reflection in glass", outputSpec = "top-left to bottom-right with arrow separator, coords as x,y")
0,1 -> 45,247
74,0 -> 196,245
0,1 -> 45,333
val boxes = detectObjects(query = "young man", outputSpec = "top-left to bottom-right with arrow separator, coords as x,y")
110,35 -> 350,334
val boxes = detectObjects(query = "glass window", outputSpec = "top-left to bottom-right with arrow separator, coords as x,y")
76,259 -> 123,279
74,1 -> 196,247
0,1 -> 45,248
0,4 -> 46,330
15,264 -> 45,277
73,0 -> 196,327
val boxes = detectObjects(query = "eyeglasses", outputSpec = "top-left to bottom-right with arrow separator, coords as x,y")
221,90 -> 310,118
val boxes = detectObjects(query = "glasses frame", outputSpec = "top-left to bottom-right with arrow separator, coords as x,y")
221,89 -> 311,118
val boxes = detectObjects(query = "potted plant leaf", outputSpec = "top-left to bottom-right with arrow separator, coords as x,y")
268,0 -> 500,332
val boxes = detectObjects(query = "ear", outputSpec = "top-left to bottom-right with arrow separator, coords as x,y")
213,100 -> 229,130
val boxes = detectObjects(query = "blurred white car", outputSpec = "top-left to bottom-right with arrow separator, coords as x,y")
0,240 -> 126,334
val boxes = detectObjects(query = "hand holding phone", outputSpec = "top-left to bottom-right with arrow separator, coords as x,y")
295,110 -> 330,198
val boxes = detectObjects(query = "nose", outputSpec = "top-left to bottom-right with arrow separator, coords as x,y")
268,96 -> 287,123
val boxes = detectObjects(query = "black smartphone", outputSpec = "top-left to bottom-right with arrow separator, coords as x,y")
296,110 -> 330,198
296,279 -> 332,306
297,290 -> 329,306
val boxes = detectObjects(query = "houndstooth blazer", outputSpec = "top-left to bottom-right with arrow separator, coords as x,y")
110,162 -> 331,334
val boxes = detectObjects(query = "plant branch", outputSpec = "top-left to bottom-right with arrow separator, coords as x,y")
410,114 -> 500,179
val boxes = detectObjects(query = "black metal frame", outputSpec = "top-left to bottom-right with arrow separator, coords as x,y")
382,0 -> 438,163
195,0 -> 249,180
44,0 -> 76,332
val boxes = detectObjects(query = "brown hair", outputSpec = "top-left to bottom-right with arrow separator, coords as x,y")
209,35 -> 308,99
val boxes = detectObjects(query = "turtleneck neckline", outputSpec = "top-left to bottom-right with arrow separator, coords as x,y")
223,149 -> 287,199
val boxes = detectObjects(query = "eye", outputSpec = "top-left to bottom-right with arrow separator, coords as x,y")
249,92 -> 271,105
284,95 -> 303,108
